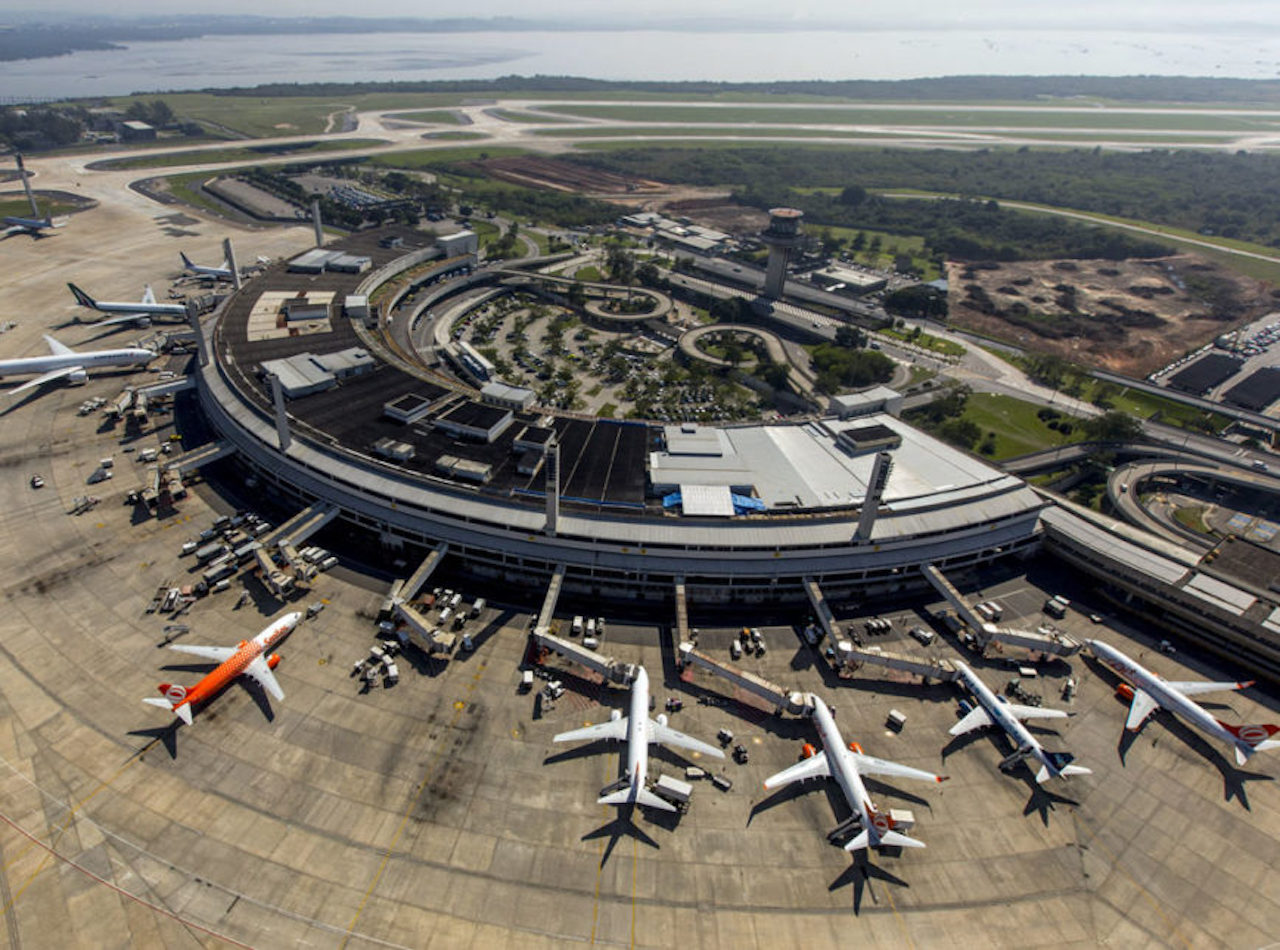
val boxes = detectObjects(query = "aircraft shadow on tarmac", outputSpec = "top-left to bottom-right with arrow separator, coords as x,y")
582,804 -> 660,864
832,855 -> 911,916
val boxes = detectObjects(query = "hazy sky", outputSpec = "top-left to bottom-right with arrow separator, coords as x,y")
18,0 -> 1280,29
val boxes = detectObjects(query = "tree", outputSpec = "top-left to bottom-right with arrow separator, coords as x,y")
1083,410 -> 1142,442
835,325 -> 868,348
839,185 -> 867,205
761,361 -> 791,390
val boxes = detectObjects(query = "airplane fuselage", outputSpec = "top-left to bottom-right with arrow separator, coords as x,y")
811,699 -> 878,840
1087,639 -> 1241,747
170,612 -> 301,717
622,666 -> 653,803
0,346 -> 154,379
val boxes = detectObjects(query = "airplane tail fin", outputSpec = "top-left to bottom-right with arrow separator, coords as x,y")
142,696 -> 194,725
145,684 -> 194,725
1214,721 -> 1280,764
843,829 -> 871,852
844,828 -> 925,851
67,283 -> 97,309
598,786 -> 676,812
181,252 -> 195,269
1036,751 -> 1092,783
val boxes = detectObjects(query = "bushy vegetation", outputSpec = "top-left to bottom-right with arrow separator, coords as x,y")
809,344 -> 894,392
571,144 -> 1280,249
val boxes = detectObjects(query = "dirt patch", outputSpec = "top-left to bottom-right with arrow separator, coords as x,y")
947,255 -> 1278,376
477,156 -> 665,195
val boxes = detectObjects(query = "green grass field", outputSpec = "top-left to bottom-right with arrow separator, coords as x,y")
538,103 -> 1280,133
881,327 -> 966,356
959,392 -> 1086,459
88,92 -> 474,138
535,126 -> 916,139
0,196 -> 79,218
92,139 -> 387,170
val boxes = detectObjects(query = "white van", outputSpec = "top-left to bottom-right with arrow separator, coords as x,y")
572,615 -> 584,636
438,607 -> 452,626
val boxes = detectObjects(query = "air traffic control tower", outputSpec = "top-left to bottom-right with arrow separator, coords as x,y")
761,207 -> 804,298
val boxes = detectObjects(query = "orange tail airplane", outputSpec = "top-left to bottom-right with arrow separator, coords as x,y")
143,611 -> 302,724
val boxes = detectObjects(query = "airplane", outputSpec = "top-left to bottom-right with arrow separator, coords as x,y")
949,660 -> 1091,783
1,334 -> 156,395
764,696 -> 946,851
180,251 -> 235,281
553,665 -> 724,812
68,281 -> 188,328
144,612 -> 303,725
2,154 -> 63,239
1087,638 -> 1280,766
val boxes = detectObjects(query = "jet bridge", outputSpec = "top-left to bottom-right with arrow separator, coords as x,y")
261,501 -> 338,550
394,601 -> 457,656
922,563 -> 1080,657
529,627 -> 636,685
802,576 -> 838,643
163,440 -> 237,475
534,563 -> 567,635
400,542 -> 449,603
841,645 -> 959,682
676,643 -> 813,716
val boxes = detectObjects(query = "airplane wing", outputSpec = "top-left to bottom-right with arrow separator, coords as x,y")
1003,703 -> 1070,722
649,719 -> 726,759
244,655 -> 284,702
763,751 -> 830,790
553,717 -> 628,744
1125,689 -> 1161,731
1166,680 -> 1251,697
142,285 -> 157,305
6,365 -> 84,395
949,706 -> 993,736
42,334 -> 74,357
852,752 -> 947,784
90,312 -> 147,328
168,644 -> 237,662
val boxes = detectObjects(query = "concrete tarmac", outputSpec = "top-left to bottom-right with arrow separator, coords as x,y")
0,164 -> 1278,949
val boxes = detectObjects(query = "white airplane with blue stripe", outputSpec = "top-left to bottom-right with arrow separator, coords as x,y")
950,660 -> 1091,783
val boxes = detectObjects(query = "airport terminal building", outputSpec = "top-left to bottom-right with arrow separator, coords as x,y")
193,232 -> 1045,606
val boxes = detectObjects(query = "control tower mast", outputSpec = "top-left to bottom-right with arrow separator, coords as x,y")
761,207 -> 804,299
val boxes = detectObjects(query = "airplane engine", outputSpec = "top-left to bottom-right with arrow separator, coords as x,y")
1116,683 -> 1135,701
656,714 -> 668,727
267,654 -> 281,669
609,708 -> 622,721
847,741 -> 864,754
800,742 -> 817,759
68,369 -> 87,386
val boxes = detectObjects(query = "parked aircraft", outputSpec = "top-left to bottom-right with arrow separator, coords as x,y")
144,612 -> 303,725
1087,639 -> 1280,766
764,696 -> 946,851
2,154 -> 63,239
68,282 -> 187,327
1,334 -> 155,394
949,660 -> 1091,783
180,251 -> 234,281
553,665 -> 723,811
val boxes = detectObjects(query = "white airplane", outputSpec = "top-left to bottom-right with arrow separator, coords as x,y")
553,665 -> 724,812
764,696 -> 946,851
180,251 -> 234,281
2,154 -> 63,239
949,660 -> 1091,783
68,282 -> 187,328
144,612 -> 302,725
1,334 -> 155,395
1087,639 -> 1280,766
